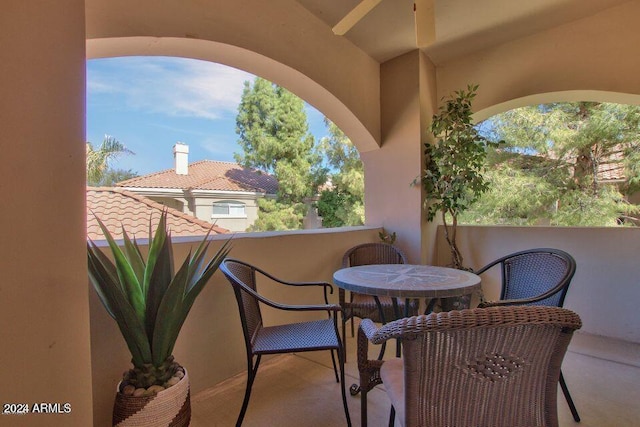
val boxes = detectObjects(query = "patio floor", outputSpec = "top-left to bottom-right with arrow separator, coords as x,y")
191,326 -> 640,426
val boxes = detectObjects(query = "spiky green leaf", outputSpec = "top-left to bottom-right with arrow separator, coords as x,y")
143,211 -> 168,296
169,239 -> 232,357
88,210 -> 232,373
88,245 -> 151,366
144,231 -> 173,341
87,247 -> 117,319
94,215 -> 146,325
122,227 -> 145,286
151,255 -> 192,366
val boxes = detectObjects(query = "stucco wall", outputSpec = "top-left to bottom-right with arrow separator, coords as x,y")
0,1 -> 94,425
89,227 -> 381,425
146,194 -> 260,232
436,225 -> 640,344
362,51 -> 436,264
436,0 -> 640,114
193,195 -> 260,232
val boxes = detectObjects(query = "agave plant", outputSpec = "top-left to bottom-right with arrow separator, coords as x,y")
87,210 -> 232,389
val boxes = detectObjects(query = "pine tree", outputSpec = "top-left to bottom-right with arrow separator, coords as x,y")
235,77 -> 326,230
316,118 -> 364,227
466,102 -> 640,226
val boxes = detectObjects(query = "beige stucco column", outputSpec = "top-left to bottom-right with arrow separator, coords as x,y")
362,50 -> 438,264
0,1 -> 93,425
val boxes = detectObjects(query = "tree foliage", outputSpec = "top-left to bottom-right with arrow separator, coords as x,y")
316,119 -> 364,227
96,168 -> 139,187
87,135 -> 137,186
416,85 -> 496,269
235,78 -> 327,230
465,102 -> 640,226
247,198 -> 306,231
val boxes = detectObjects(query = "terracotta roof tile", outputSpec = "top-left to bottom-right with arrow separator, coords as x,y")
498,149 -> 627,182
87,187 -> 229,241
598,150 -> 626,182
117,160 -> 278,194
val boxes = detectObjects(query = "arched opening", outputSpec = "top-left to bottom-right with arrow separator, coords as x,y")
86,53 -> 365,233
466,91 -> 640,226
87,37 -> 379,153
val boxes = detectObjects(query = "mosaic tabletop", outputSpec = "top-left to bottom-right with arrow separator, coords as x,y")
333,264 -> 481,298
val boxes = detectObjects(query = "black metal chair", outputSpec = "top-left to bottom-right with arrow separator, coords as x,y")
339,243 -> 419,357
475,248 -> 581,422
220,258 -> 351,427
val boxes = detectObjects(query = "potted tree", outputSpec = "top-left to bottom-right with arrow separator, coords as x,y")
416,84 -> 496,270
87,211 -> 231,426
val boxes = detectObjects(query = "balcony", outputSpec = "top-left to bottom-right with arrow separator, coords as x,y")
7,2 -> 640,424
89,225 -> 640,425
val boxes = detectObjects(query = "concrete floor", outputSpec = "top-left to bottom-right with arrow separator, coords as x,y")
191,329 -> 640,427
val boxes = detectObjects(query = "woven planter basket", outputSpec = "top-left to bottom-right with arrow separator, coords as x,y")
112,368 -> 191,427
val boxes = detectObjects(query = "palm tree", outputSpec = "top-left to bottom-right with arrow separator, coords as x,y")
86,135 -> 135,186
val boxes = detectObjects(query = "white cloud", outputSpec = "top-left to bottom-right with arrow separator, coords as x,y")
87,76 -> 119,94
88,57 -> 255,120
200,135 -> 238,162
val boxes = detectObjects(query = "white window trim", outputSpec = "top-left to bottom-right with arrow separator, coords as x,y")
212,201 -> 247,219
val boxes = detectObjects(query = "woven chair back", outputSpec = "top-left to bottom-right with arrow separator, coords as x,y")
385,306 -> 581,427
220,260 -> 263,349
343,243 -> 407,268
500,249 -> 575,307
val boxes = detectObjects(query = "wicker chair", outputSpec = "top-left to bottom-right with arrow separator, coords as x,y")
220,258 -> 351,427
357,306 -> 582,427
340,243 -> 419,358
475,248 -> 580,422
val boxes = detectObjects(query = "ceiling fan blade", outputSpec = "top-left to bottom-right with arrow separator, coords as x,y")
414,0 -> 436,47
332,0 -> 384,36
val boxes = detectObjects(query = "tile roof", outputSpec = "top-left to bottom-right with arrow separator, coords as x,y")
597,150 -> 625,182
497,149 -> 627,182
87,187 -> 229,241
116,160 -> 278,194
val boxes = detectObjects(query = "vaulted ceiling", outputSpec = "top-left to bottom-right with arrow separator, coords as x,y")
295,0 -> 630,64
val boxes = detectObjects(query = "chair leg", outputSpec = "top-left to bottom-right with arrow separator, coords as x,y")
424,297 -> 438,314
338,346 -> 352,427
560,370 -> 580,422
330,349 -> 339,383
361,388 -> 368,427
377,341 -> 387,360
236,354 -> 261,427
342,316 -> 349,363
388,406 -> 395,427
373,296 -> 388,361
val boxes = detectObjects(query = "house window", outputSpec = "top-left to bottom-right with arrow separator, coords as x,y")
212,201 -> 246,218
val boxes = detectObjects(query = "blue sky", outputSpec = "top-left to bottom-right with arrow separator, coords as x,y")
87,57 -> 329,176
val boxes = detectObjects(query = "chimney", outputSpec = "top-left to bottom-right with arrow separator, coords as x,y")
173,142 -> 189,175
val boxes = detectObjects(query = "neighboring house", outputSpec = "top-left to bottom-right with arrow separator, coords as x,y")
597,150 -> 627,185
596,150 -> 640,222
497,148 -> 631,190
116,143 -> 278,232
87,187 -> 229,241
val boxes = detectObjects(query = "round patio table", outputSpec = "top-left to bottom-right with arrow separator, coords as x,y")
334,264 -> 482,396
333,263 -> 481,301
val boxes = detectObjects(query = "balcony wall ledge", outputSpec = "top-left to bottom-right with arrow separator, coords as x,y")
88,225 -> 382,247
444,225 -> 640,344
